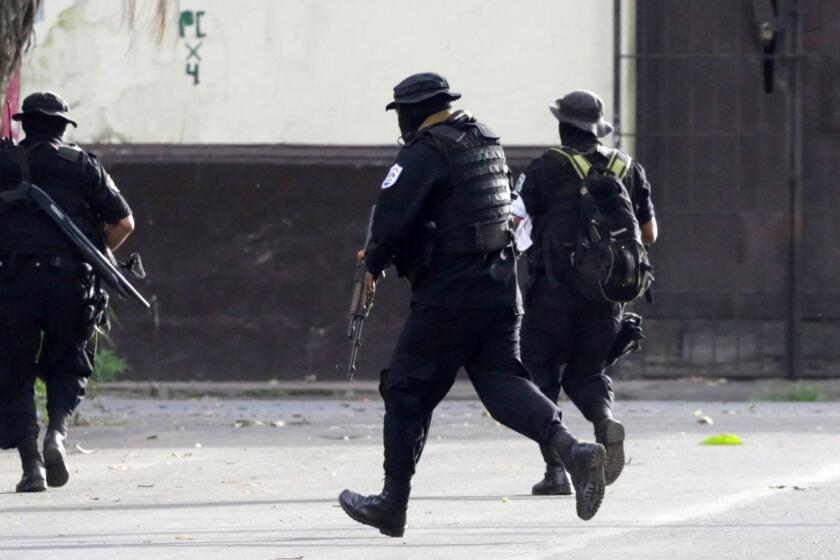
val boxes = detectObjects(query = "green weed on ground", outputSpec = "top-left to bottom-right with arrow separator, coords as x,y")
759,382 -> 827,402
93,348 -> 128,382
34,347 -> 128,422
34,378 -> 47,418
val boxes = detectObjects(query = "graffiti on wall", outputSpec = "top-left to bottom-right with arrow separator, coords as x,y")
179,10 -> 206,85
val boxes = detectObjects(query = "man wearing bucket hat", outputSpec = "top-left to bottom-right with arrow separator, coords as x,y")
511,90 -> 658,496
338,73 -> 609,537
0,91 -> 135,492
13,91 -> 79,127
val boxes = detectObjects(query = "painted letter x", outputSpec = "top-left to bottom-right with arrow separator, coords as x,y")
185,42 -> 203,61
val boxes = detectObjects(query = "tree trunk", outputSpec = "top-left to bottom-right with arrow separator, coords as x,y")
0,0 -> 41,95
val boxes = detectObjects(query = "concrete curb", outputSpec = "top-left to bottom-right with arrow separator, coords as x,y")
93,378 -> 840,402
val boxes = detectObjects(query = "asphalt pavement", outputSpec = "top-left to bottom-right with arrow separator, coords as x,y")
1,396 -> 839,559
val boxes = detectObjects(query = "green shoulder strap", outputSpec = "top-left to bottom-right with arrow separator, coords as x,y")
605,149 -> 632,180
549,146 -> 632,181
548,147 -> 591,180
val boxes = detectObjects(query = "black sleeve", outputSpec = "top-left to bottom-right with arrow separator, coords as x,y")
629,161 -> 655,225
85,154 -> 132,225
365,141 -> 448,276
518,157 -> 545,218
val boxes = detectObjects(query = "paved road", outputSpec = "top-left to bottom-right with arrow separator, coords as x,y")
1,397 -> 839,559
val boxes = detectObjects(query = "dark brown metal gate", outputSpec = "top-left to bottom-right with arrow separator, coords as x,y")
617,0 -> 840,378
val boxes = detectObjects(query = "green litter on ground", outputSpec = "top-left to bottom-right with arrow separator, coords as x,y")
702,433 -> 744,446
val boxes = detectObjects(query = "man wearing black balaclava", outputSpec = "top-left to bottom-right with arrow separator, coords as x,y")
511,90 -> 658,496
337,73 -> 609,537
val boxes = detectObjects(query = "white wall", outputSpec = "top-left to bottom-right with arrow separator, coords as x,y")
21,0 -> 619,145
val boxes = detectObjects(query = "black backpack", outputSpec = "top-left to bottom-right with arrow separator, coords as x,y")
548,147 -> 654,303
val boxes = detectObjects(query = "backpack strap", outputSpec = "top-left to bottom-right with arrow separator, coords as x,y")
16,144 -> 32,183
605,149 -> 632,180
548,147 -> 606,230
548,147 -> 591,179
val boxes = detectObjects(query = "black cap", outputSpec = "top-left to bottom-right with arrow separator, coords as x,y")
385,72 -> 461,111
12,91 -> 78,127
549,90 -> 613,138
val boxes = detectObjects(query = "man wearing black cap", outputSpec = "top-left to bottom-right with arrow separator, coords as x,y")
338,73 -> 609,537
0,91 -> 135,492
512,90 -> 658,496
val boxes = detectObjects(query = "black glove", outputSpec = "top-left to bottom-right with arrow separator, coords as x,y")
606,312 -> 644,367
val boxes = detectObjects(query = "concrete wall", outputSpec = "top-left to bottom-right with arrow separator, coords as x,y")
21,0 -> 617,145
100,142 -> 840,382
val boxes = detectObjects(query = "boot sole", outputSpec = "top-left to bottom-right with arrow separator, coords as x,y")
338,493 -> 405,538
575,444 -> 606,521
532,483 -> 573,496
16,480 -> 47,493
597,420 -> 626,486
44,447 -> 69,488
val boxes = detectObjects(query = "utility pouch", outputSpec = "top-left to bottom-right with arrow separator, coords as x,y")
435,217 -> 512,255
470,218 -> 512,253
81,276 -> 110,340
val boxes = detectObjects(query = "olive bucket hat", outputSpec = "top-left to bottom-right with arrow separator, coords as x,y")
385,72 -> 461,111
12,91 -> 78,127
549,90 -> 612,138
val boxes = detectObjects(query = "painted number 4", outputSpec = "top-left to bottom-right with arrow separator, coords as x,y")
180,10 -> 206,85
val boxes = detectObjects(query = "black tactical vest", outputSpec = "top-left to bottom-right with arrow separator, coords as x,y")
420,118 -> 512,255
0,140 -> 104,255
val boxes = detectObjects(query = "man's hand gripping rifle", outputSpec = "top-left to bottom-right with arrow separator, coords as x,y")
342,206 -> 377,380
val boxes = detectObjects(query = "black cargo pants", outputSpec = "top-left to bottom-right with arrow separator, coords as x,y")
521,278 -> 621,427
0,256 -> 95,449
379,302 -> 569,480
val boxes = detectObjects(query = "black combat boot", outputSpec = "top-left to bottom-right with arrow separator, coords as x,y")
16,438 -> 47,493
548,430 -> 606,521
532,445 -> 573,495
595,417 -> 625,486
338,476 -> 410,537
43,408 -> 71,488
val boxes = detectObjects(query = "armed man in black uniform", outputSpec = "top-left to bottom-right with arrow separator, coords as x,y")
512,90 -> 658,496
0,91 -> 135,492
338,73 -> 609,537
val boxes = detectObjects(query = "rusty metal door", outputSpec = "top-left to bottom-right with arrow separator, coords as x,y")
622,0 -> 840,378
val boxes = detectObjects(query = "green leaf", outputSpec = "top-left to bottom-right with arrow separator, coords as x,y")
702,433 -> 744,446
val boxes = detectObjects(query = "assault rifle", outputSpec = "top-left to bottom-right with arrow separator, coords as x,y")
0,181 -> 150,308
341,205 -> 376,380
